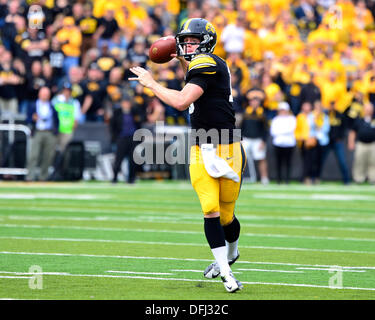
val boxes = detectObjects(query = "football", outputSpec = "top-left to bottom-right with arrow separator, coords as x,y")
149,36 -> 176,64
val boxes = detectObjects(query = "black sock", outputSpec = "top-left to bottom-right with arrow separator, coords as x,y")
204,217 -> 226,249
223,216 -> 240,243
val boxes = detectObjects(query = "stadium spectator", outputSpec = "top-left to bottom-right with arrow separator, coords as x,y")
1,0 -> 22,51
26,86 -> 59,181
287,62 -> 311,115
295,101 -> 313,182
94,42 -> 121,79
56,16 -> 82,75
53,81 -> 81,151
3,0 -> 23,24
132,82 -> 151,125
80,62 -> 107,122
78,2 -> 99,59
346,90 -> 365,130
51,0 -> 72,20
104,66 -> 126,121
19,26 -> 49,65
299,72 -> 322,106
226,52 -> 251,95
261,71 -> 284,120
319,70 -> 348,112
24,60 -> 47,117
305,99 -> 330,184
149,3 -> 175,37
348,102 -> 375,184
270,101 -> 297,184
49,81 -> 81,180
340,46 -> 359,90
0,49 -> 23,118
94,4 -> 119,53
220,12 -> 246,55
294,0 -> 322,39
350,37 -> 372,71
66,65 -> 85,106
240,88 -> 269,184
125,36 -> 148,69
110,93 -> 141,184
35,0 -> 57,37
125,0 -> 149,27
307,18 -> 341,50
81,47 -> 100,70
6,13 -> 26,57
108,37 -> 127,62
230,68 -> 245,124
324,101 -> 351,184
47,37 -> 65,86
71,2 -> 84,27
354,0 -> 374,30
12,57 -> 27,114
42,62 -> 58,95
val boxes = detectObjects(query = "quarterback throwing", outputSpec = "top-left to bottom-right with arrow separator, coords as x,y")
129,18 -> 246,293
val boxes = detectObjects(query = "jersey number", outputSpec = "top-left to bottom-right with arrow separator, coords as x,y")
189,103 -> 195,114
227,65 -> 233,103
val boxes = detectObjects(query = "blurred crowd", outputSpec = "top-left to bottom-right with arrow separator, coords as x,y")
1,0 -> 375,184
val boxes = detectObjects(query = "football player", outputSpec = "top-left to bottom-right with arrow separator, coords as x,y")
129,18 -> 245,293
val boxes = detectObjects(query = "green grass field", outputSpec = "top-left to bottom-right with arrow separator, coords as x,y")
0,180 -> 374,300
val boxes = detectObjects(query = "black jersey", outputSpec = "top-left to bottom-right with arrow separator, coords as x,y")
185,53 -> 237,145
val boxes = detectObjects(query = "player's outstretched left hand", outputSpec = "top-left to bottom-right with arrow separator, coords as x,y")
129,67 -> 155,88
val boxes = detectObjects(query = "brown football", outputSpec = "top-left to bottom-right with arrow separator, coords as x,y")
149,36 -> 176,64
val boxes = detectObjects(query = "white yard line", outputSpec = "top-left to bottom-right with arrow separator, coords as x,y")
0,276 -> 30,279
0,224 -> 201,235
4,215 -> 375,233
252,193 -> 375,201
106,270 -> 174,275
4,213 -> 375,228
0,194 -> 106,200
0,236 -> 374,255
0,270 -> 374,292
236,268 -> 304,274
1,223 -> 375,242
170,269 -> 202,273
1,180 -> 374,192
1,200 -> 375,218
296,267 -> 365,273
0,271 -> 70,275
1,251 -> 374,270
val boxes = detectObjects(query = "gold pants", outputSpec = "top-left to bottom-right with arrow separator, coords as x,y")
189,142 -> 246,226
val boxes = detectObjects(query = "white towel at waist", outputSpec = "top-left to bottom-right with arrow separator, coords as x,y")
200,144 -> 240,183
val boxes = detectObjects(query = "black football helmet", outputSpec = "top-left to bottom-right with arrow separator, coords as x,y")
175,18 -> 217,61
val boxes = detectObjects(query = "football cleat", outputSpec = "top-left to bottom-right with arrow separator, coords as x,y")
203,252 -> 240,279
203,261 -> 221,279
221,271 -> 243,293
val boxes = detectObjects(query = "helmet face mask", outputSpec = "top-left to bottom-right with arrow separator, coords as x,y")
176,18 -> 217,61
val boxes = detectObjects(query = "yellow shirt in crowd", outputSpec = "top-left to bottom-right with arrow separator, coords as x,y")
56,19 -> 82,57
295,113 -> 310,148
